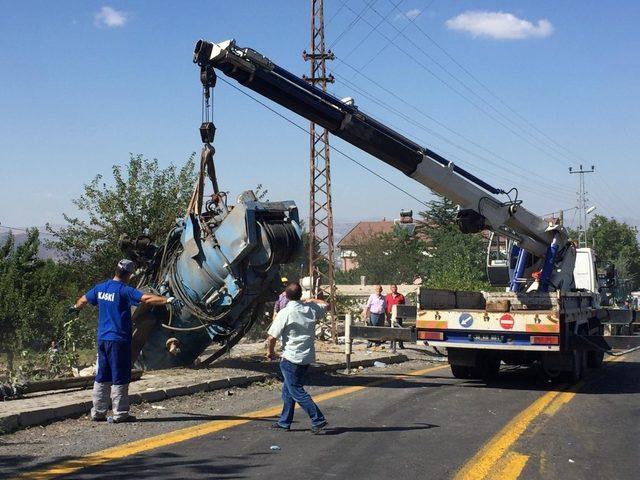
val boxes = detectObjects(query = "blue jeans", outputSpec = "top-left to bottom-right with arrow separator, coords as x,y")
278,358 -> 326,428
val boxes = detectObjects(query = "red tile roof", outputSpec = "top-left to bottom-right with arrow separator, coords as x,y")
337,221 -> 396,248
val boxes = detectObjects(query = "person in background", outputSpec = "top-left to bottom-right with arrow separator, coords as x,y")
363,285 -> 386,348
266,282 -> 328,434
385,284 -> 406,349
273,277 -> 290,318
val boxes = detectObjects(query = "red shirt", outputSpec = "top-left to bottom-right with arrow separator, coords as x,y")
385,293 -> 405,314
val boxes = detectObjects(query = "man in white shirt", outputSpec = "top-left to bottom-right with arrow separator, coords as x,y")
266,282 -> 328,434
363,284 -> 387,347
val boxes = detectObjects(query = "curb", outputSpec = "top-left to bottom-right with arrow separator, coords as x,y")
0,354 -> 409,434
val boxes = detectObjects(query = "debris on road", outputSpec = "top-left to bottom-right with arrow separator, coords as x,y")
270,445 -> 281,451
374,361 -> 386,368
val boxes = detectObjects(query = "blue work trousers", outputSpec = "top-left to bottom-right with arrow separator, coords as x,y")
96,340 -> 132,385
278,358 -> 326,428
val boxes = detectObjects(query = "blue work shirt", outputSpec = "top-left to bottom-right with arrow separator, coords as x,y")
85,279 -> 143,342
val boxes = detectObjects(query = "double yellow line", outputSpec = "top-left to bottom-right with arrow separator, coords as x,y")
18,364 -> 447,480
454,356 -> 625,480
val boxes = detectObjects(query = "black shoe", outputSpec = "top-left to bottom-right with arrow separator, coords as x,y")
398,343 -> 405,349
112,414 -> 137,423
270,422 -> 290,431
366,342 -> 373,348
311,420 -> 328,434
91,415 -> 107,422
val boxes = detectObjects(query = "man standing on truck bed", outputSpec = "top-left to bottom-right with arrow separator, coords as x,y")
266,281 -> 328,434
71,259 -> 175,423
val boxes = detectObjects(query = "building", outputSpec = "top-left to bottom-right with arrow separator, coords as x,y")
337,216 -> 498,272
338,221 -> 396,272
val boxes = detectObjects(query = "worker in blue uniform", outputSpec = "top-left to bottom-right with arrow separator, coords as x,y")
71,259 -> 175,423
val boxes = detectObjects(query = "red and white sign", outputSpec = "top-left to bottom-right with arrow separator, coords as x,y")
500,313 -> 515,330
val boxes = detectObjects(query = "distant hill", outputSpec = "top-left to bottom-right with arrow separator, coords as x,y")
0,229 -> 63,261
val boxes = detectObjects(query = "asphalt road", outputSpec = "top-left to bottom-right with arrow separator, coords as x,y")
3,350 -> 639,480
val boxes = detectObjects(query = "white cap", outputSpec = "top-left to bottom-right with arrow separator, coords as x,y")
117,259 -> 135,274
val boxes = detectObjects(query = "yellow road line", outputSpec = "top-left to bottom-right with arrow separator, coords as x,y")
453,388 -> 562,480
487,452 -> 529,480
18,364 -> 447,480
454,355 -> 627,480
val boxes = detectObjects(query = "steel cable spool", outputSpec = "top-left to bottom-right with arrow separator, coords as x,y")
258,220 -> 300,269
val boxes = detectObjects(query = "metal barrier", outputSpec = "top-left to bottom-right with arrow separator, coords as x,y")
344,305 -> 418,372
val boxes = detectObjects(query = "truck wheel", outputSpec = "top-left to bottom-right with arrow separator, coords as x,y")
450,364 -> 472,379
587,350 -> 604,369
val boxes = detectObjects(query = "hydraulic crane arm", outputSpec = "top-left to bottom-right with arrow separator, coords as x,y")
193,39 -> 569,270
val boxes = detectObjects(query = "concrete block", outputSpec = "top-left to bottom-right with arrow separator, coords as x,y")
139,390 -> 166,403
0,414 -> 19,434
163,385 -> 192,398
53,401 -> 92,420
19,407 -> 57,428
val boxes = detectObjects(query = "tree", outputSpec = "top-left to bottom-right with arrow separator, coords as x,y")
0,229 -> 71,372
46,154 -> 197,287
348,227 -> 428,284
586,215 -> 640,289
418,194 -> 489,290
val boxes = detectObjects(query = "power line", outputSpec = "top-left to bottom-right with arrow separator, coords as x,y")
330,63 -> 575,196
336,0 -> 576,168
385,0 -> 581,166
343,0 -> 436,77
328,0 -> 379,50
218,76 -> 430,207
330,71 -> 576,201
335,0 -> 406,64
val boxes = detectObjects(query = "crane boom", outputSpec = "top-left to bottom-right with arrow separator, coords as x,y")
193,39 -> 575,291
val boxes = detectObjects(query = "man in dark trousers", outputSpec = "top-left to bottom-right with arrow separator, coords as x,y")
385,284 -> 406,349
71,259 -> 174,423
266,282 -> 328,434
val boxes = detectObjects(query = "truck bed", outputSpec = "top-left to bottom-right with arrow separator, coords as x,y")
416,289 -> 598,352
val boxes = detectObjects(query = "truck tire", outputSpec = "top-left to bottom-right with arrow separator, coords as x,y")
587,350 -> 604,369
450,364 -> 473,379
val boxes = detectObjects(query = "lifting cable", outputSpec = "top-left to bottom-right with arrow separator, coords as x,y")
187,64 -> 220,217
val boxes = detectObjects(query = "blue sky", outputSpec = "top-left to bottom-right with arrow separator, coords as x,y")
1,1 -> 639,233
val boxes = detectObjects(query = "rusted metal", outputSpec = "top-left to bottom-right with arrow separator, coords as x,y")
303,0 -> 338,342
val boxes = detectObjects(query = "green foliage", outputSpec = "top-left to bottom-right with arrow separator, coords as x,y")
0,229 -> 74,373
334,296 -> 362,317
349,227 -> 427,284
46,153 -> 197,287
343,194 -> 489,290
587,215 -> 640,289
0,154 -> 198,379
418,196 -> 488,290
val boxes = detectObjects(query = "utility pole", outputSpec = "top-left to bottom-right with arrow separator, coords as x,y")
303,0 -> 338,341
569,164 -> 595,248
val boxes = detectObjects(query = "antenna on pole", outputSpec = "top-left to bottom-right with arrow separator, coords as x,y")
303,0 -> 337,342
569,164 -> 595,248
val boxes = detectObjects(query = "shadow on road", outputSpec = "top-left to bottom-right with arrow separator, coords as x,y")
319,422 -> 439,435
136,413 -> 275,423
459,360 -> 640,394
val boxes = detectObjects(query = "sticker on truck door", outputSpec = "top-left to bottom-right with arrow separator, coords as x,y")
458,313 -> 474,328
